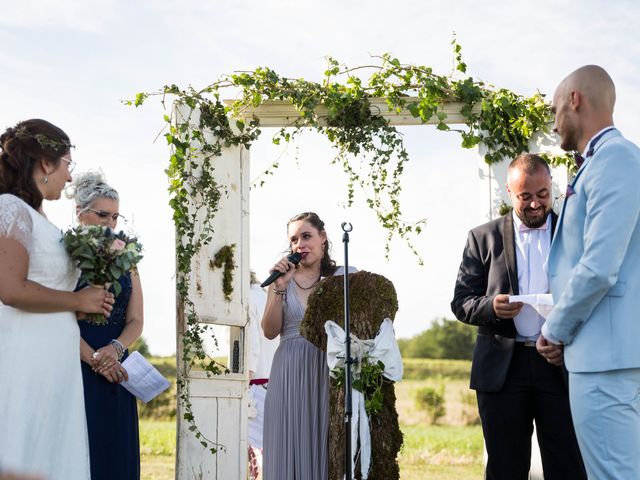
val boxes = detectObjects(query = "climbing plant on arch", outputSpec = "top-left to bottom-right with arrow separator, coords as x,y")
129,40 -> 572,452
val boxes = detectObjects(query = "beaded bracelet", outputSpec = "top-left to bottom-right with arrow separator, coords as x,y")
273,288 -> 286,296
110,339 -> 125,361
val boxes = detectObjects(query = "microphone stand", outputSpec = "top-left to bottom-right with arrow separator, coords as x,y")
341,222 -> 354,480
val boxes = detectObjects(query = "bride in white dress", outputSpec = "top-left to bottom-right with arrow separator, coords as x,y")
0,120 -> 114,480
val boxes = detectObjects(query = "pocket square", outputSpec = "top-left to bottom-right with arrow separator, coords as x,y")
566,184 -> 576,198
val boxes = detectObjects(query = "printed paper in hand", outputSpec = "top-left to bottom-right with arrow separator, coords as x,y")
121,351 -> 170,403
509,294 -> 554,319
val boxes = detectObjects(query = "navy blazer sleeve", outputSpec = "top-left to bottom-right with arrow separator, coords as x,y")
451,229 -> 502,327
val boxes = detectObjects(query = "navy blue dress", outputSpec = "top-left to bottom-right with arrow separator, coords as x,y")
78,273 -> 140,480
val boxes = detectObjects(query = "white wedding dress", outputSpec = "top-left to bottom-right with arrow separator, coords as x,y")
0,194 -> 91,479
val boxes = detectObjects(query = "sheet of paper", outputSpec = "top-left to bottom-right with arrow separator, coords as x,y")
121,351 -> 171,403
509,294 -> 554,319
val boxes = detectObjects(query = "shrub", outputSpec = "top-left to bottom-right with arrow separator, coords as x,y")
459,390 -> 480,426
415,384 -> 446,424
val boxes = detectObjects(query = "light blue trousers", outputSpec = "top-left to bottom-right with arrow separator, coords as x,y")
570,369 -> 640,480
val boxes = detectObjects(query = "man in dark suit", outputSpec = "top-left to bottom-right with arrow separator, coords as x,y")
451,153 -> 585,480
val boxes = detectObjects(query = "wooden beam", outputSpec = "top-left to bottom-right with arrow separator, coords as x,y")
226,98 -> 479,127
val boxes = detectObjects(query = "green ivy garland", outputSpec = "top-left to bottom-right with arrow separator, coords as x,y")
128,39 -> 572,454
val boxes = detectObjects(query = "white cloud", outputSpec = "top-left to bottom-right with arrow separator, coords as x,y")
0,0 -> 119,32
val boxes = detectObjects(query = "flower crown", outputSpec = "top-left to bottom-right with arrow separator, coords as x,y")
14,125 -> 75,152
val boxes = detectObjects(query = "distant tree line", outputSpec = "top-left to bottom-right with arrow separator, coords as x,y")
130,336 -> 151,357
398,318 -> 475,360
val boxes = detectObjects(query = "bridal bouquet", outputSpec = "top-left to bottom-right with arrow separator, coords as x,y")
62,225 -> 143,325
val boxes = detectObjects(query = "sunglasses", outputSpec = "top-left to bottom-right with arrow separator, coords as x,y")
87,208 -> 126,222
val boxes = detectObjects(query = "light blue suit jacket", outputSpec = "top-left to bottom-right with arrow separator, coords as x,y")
546,129 -> 640,372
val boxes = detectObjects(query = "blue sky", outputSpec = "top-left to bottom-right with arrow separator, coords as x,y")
2,0 -> 639,355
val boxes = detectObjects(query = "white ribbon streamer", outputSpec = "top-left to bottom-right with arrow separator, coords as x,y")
325,318 -> 403,479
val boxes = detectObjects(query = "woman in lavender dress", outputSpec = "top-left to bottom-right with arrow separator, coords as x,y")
261,212 -> 348,480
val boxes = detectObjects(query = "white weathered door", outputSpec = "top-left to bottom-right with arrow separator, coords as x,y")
175,107 -> 250,480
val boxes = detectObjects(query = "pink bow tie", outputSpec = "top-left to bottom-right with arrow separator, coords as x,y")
519,222 -> 549,232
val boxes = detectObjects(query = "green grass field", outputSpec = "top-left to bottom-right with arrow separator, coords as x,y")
139,357 -> 484,479
140,420 -> 483,480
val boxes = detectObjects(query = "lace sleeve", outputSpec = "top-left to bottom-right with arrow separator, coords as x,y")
0,194 -> 34,252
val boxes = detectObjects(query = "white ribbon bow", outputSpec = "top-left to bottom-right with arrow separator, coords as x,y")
324,318 -> 403,480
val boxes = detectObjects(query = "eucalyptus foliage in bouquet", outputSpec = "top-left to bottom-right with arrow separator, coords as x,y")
62,225 -> 143,325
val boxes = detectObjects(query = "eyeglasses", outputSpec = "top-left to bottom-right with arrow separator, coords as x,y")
87,208 -> 125,222
61,157 -> 76,173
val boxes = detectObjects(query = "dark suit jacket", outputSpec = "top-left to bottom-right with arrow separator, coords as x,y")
451,212 -> 557,392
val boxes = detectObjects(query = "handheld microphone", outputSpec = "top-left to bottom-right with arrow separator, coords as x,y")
260,252 -> 302,288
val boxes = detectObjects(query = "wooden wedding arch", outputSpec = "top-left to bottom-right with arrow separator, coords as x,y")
172,98 -> 567,479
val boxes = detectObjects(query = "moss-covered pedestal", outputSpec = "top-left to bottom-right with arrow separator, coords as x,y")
301,271 -> 403,480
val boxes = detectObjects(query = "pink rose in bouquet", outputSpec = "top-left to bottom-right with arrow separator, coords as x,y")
110,238 -> 126,252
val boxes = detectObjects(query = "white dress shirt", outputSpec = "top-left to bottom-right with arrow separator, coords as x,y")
512,212 -> 552,341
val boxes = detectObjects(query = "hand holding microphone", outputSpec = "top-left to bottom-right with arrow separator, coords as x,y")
261,252 -> 302,288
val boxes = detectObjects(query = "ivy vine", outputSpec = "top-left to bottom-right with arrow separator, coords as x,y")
128,39 -> 572,455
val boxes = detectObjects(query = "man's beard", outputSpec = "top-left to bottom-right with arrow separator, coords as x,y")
520,207 -> 550,228
559,120 -> 579,152
561,135 -> 578,152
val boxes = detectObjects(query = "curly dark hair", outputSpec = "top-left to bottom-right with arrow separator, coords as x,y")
287,211 -> 337,277
0,119 -> 71,210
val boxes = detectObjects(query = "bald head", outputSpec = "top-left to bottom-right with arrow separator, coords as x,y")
553,65 -> 616,152
559,65 -> 616,114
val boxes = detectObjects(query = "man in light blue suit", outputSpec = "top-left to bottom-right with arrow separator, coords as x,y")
537,65 -> 640,479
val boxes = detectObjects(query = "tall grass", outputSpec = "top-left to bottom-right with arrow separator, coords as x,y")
403,358 -> 472,380
140,420 -> 175,480
139,357 -> 484,479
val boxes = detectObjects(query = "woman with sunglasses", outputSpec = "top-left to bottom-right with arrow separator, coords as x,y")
0,119 -> 114,479
68,171 -> 144,480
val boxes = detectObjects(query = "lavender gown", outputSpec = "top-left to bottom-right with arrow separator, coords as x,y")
262,278 -> 330,480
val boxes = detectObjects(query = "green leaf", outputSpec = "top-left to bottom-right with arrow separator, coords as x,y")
109,263 -> 121,279
134,92 -> 148,107
79,260 -> 94,269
